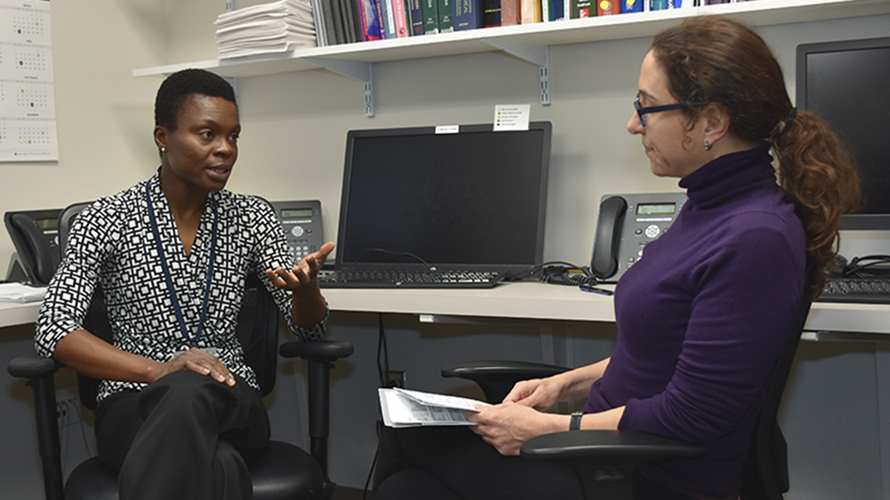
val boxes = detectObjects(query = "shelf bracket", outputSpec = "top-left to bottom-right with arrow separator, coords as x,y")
301,57 -> 375,117
480,39 -> 550,105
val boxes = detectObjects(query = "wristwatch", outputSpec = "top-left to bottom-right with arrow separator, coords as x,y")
570,411 -> 583,431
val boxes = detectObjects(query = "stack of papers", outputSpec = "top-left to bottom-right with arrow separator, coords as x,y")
378,387 -> 490,428
0,282 -> 47,303
215,0 -> 317,59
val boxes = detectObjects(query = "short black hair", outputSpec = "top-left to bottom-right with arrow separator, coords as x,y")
154,68 -> 237,130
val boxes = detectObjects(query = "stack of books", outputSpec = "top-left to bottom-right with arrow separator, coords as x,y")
215,0 -> 317,59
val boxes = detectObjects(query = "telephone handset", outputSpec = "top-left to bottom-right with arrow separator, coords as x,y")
590,193 -> 687,283
4,209 -> 63,285
269,200 -> 324,262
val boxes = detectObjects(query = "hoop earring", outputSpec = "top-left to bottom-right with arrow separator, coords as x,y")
704,141 -> 712,151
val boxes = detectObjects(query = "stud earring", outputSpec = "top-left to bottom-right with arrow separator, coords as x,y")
704,141 -> 712,151
160,147 -> 166,153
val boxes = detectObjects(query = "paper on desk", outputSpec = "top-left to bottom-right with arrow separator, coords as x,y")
378,387 -> 491,428
0,282 -> 47,303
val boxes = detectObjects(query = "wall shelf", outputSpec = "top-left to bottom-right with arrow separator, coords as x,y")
133,0 -> 890,114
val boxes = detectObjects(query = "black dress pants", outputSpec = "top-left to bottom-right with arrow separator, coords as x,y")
94,370 -> 271,500
373,425 -> 703,500
373,425 -> 585,500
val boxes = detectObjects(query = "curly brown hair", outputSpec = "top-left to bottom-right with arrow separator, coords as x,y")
651,15 -> 861,298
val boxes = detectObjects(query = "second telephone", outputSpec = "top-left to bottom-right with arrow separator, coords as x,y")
590,192 -> 687,283
4,209 -> 63,285
270,200 -> 324,262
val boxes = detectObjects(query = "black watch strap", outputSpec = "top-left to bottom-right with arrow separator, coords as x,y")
570,411 -> 583,431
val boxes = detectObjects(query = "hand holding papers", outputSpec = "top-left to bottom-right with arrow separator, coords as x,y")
378,388 -> 491,428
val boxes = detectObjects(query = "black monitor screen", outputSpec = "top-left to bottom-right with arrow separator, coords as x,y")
797,37 -> 890,229
335,122 -> 551,273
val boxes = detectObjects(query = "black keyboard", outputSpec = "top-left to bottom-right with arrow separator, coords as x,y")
818,277 -> 890,304
319,270 -> 502,288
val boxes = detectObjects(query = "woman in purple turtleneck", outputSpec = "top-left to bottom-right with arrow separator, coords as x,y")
373,15 -> 860,500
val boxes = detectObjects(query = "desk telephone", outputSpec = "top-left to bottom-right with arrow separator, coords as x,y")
4,209 -> 63,285
269,200 -> 324,262
590,192 -> 687,283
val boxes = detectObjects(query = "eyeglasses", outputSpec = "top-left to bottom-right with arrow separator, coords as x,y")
633,92 -> 691,127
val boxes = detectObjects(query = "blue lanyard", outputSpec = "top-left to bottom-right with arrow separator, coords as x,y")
145,182 -> 218,348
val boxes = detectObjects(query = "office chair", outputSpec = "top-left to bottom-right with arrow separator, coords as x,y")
443,279 -> 814,500
8,202 -> 354,500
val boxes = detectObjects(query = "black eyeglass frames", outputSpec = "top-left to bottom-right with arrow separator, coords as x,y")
633,93 -> 692,126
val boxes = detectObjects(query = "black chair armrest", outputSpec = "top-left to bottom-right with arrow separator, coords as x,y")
522,429 -> 704,463
441,360 -> 569,403
521,430 -> 705,500
279,339 -> 354,362
8,353 -> 60,379
7,354 -> 65,500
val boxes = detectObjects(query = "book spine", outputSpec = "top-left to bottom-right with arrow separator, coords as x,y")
596,0 -> 620,15
549,0 -> 564,21
541,0 -> 549,22
482,0 -> 501,27
422,0 -> 440,33
571,0 -> 593,18
437,0 -> 453,32
520,0 -> 541,23
363,0 -> 384,39
621,0 -> 642,12
356,0 -> 368,41
455,0 -> 483,30
408,0 -> 424,35
500,0 -> 520,25
393,0 -> 410,37
380,0 -> 396,38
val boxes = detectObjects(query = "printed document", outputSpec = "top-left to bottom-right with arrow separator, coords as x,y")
378,388 -> 490,428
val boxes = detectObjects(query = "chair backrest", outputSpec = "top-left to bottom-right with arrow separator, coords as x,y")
58,202 -> 281,411
740,269 -> 815,500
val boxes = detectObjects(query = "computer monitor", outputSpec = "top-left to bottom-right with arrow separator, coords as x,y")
334,122 -> 551,275
796,36 -> 890,230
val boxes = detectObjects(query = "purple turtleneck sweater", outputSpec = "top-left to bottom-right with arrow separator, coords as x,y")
583,144 -> 806,499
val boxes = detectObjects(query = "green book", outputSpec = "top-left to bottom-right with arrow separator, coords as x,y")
437,0 -> 453,32
422,0 -> 439,33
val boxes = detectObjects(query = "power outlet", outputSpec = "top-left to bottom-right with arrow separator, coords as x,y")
386,370 -> 405,388
56,387 -> 81,426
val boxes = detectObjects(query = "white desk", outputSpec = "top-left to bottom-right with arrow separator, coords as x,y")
3,282 -> 889,337
322,282 -> 890,337
0,301 -> 40,329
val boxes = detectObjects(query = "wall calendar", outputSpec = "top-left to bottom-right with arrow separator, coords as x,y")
0,0 -> 57,162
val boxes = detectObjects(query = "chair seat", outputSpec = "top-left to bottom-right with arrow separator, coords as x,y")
64,440 -> 324,500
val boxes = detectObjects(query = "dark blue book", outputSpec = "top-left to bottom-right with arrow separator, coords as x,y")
548,0 -> 565,21
407,0 -> 424,35
451,0 -> 482,31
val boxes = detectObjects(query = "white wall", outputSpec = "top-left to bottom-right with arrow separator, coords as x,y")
2,1 -> 890,498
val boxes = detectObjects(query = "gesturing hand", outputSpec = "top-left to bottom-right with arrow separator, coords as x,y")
265,241 -> 335,295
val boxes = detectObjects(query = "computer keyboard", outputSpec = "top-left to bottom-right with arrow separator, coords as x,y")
817,277 -> 890,304
319,270 -> 502,288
